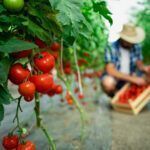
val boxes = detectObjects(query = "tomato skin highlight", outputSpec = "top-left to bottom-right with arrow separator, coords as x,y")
12,50 -> 32,59
3,0 -> 24,12
29,74 -> 53,93
34,51 -> 55,73
50,42 -> 60,51
2,135 -> 19,150
18,81 -> 35,99
9,63 -> 30,85
17,141 -> 36,150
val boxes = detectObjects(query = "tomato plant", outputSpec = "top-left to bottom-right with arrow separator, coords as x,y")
0,0 -> 113,149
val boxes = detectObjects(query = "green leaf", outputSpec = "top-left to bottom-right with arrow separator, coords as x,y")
0,4 -> 6,13
0,57 -> 11,84
49,0 -> 85,38
93,1 -> 113,25
22,19 -> 51,42
0,38 -> 37,53
0,104 -> 4,124
0,85 -> 12,105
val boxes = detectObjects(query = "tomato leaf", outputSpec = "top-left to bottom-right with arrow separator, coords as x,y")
0,38 -> 37,53
0,57 -> 11,84
93,1 -> 113,25
49,0 -> 85,38
0,104 -> 4,124
0,85 -> 13,105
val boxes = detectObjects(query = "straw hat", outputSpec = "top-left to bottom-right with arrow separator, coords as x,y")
119,23 -> 145,43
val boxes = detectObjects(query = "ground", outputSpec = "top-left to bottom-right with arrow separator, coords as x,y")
0,83 -> 150,150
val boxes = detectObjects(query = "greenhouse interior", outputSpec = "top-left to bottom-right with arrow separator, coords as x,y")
0,0 -> 150,150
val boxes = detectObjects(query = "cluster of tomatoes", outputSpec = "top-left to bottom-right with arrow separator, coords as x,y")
2,134 -> 35,150
118,84 -> 149,104
9,39 -> 63,102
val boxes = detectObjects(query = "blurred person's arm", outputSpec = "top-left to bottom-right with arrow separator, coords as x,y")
136,60 -> 150,74
106,63 -> 146,86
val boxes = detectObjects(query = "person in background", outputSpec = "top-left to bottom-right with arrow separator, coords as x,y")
101,23 -> 150,97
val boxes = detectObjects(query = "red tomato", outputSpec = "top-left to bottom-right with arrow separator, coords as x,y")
35,38 -> 46,48
24,95 -> 34,102
2,134 -> 19,150
78,93 -> 84,99
65,91 -> 73,105
83,52 -> 90,57
12,50 -> 32,59
9,63 -> 30,85
51,52 -> 59,60
50,42 -> 60,51
74,87 -> 79,94
47,90 -> 55,97
29,74 -> 53,93
55,85 -> 63,94
64,67 -> 72,75
17,141 -> 35,150
18,81 -> 35,101
34,51 -> 55,73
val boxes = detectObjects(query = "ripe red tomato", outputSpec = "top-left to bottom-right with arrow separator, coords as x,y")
29,74 -> 53,93
35,38 -> 46,48
55,85 -> 63,94
50,42 -> 60,51
64,67 -> 72,75
18,81 -> 35,101
9,63 -> 30,85
34,51 -> 55,73
47,90 -> 55,97
51,52 -> 59,60
24,95 -> 34,102
78,93 -> 84,99
2,134 -> 19,150
17,141 -> 35,150
65,91 -> 73,105
3,0 -> 24,12
12,50 -> 32,59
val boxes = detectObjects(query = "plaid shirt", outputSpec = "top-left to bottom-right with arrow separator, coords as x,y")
105,40 -> 143,74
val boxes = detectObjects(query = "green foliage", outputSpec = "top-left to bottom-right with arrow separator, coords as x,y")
0,57 -> 11,83
0,38 -> 37,53
0,85 -> 12,105
136,0 -> 150,63
0,104 -> 4,124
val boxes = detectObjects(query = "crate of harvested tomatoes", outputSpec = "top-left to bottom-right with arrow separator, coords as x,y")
111,83 -> 150,115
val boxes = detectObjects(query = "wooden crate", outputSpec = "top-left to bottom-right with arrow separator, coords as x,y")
111,83 -> 150,115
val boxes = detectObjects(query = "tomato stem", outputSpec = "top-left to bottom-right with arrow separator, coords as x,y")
41,125 -> 56,150
13,96 -> 22,129
73,43 -> 83,94
34,93 -> 41,127
34,92 -> 56,149
58,74 -> 86,140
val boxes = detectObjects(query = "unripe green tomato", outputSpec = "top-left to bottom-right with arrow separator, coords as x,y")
3,0 -> 24,12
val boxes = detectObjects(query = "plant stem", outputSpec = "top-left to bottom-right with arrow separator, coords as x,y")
41,125 -> 56,150
13,96 -> 22,129
34,92 -> 56,150
58,74 -> 86,140
34,93 -> 41,127
73,43 -> 83,94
